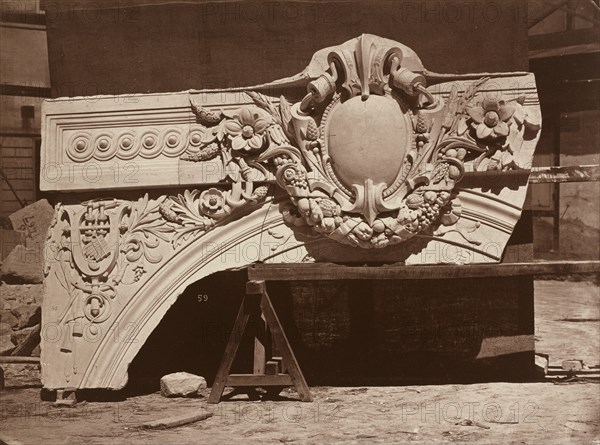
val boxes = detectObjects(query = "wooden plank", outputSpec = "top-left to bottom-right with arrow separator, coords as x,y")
462,165 -> 600,185
226,374 -> 293,386
552,111 -> 561,252
253,337 -> 266,375
272,344 -> 285,374
11,324 -> 41,356
0,356 -> 39,364
548,365 -> 600,376
529,42 -> 600,59
140,412 -> 213,430
529,165 -> 600,184
528,27 -> 600,52
249,261 -> 600,281
251,281 -> 267,375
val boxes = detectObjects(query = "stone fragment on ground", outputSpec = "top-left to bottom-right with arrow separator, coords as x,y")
0,246 -> 45,283
0,284 -> 43,306
0,362 -> 41,388
160,372 -> 207,397
0,332 -> 15,355
1,311 -> 19,333
10,304 -> 40,330
562,359 -> 584,372
0,199 -> 54,283
10,324 -> 39,346
0,229 -> 25,262
1,284 -> 43,353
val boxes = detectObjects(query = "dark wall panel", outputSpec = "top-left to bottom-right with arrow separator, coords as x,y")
43,0 -> 529,96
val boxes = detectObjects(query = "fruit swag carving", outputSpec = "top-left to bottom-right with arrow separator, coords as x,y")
179,35 -> 540,249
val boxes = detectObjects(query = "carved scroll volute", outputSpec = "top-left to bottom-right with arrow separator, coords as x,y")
327,49 -> 361,99
367,45 -> 403,97
347,180 -> 388,225
327,36 -> 403,100
356,33 -> 403,99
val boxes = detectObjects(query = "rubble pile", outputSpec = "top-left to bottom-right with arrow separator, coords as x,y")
0,200 -> 53,387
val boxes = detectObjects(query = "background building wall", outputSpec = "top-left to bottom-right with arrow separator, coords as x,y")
1,0 -> 598,259
1,3 -> 50,223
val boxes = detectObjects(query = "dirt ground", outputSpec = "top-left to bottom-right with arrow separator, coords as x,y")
1,279 -> 599,445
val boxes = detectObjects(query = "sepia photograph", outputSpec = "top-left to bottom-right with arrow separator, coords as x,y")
0,0 -> 599,443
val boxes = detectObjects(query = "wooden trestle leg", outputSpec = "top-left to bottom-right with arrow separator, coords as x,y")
208,280 -> 312,403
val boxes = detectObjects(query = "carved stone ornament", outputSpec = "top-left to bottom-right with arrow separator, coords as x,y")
178,34 -> 540,249
40,35 -> 541,390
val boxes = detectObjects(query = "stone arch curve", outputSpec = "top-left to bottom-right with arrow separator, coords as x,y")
40,185 -> 532,390
84,202 -> 279,389
41,197 -> 308,390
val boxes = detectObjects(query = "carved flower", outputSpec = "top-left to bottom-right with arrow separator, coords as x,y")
224,108 -> 270,152
200,188 -> 225,215
467,98 -> 515,140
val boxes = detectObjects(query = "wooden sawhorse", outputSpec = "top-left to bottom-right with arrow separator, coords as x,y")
208,280 -> 312,403
209,260 -> 600,403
